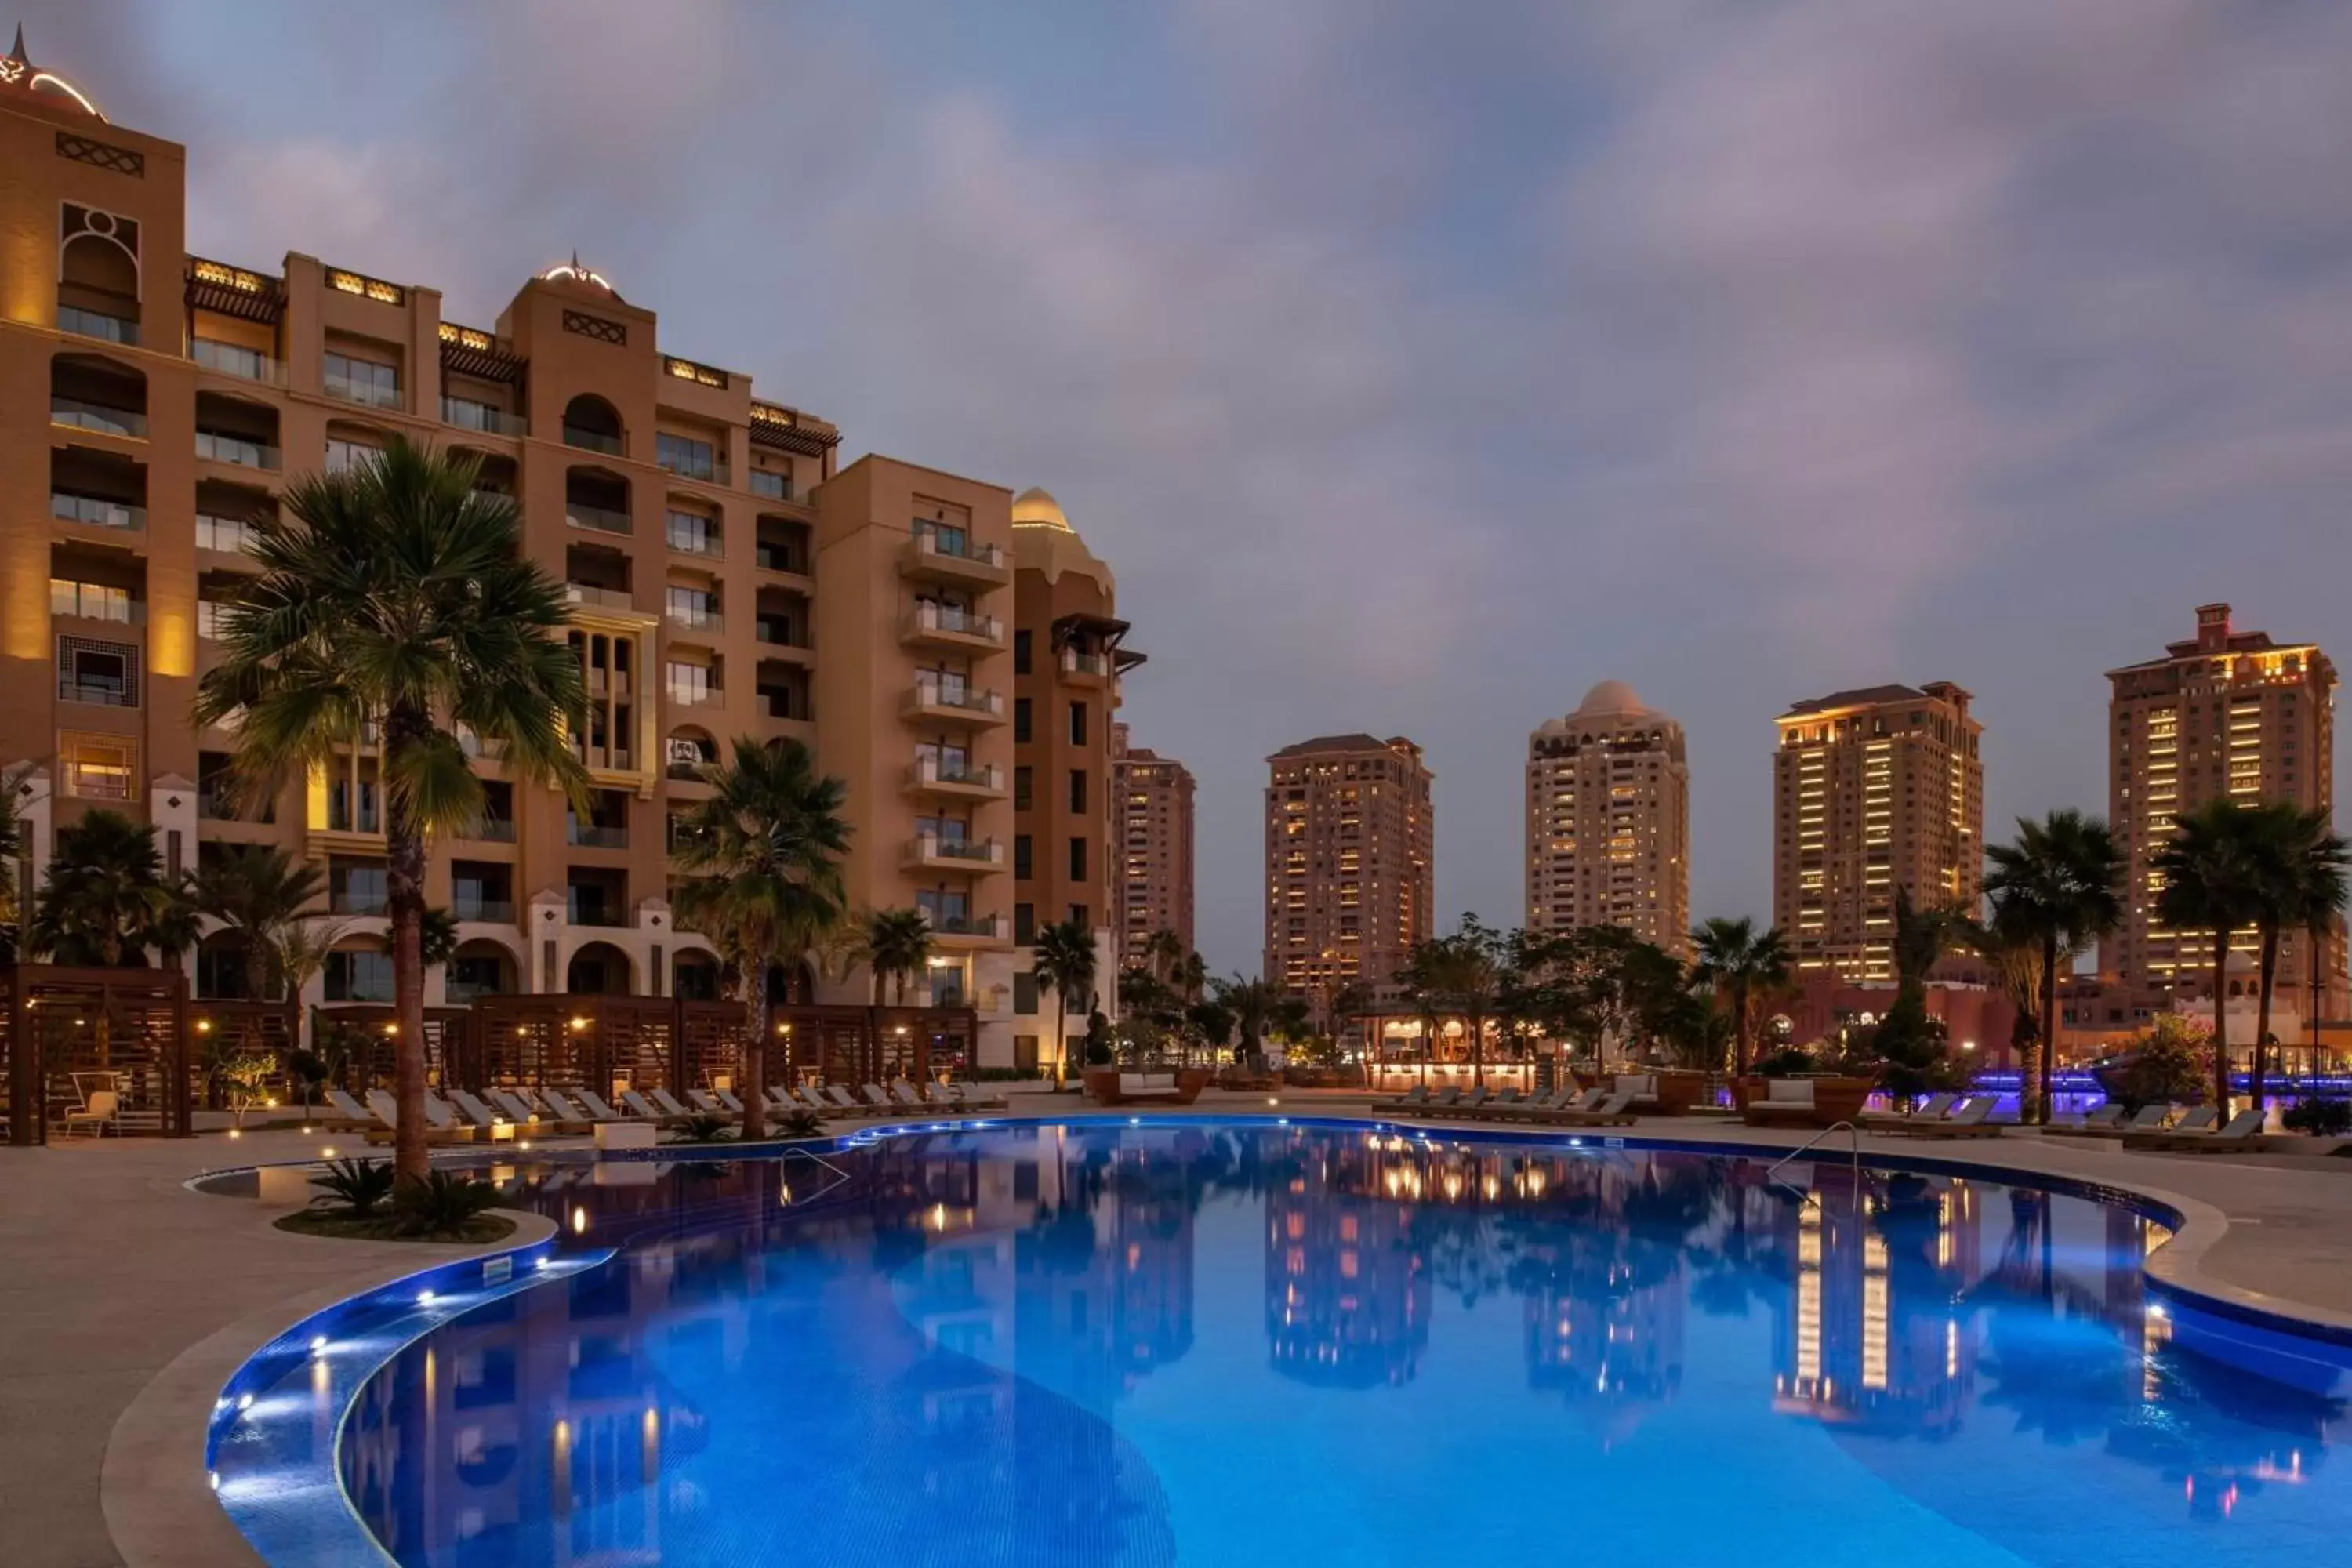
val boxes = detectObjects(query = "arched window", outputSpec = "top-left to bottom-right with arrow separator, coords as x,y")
59,204 -> 140,343
562,394 -> 623,456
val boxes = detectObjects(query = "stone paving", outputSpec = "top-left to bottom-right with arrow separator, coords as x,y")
3,1098 -> 2349,1566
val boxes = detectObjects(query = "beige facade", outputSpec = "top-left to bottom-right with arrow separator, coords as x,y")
0,41 -> 1098,1064
1112,723 -> 1196,959
1007,488 -> 1138,1068
1264,735 -> 1432,1002
1773,683 -> 1983,984
2106,604 -> 2346,1016
1524,681 -> 1689,955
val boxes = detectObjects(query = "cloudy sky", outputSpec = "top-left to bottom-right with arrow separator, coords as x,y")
34,1 -> 2352,974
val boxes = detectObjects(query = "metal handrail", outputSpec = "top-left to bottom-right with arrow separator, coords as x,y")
1765,1118 -> 1863,1183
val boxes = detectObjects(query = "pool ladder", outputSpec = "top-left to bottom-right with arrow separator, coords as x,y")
1765,1120 -> 1863,1206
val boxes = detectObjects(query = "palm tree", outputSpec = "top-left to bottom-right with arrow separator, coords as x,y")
1209,974 -> 1280,1070
2238,804 -> 2350,1110
671,737 -> 851,1140
1405,918 -> 1504,1086
1690,916 -> 1791,1076
1984,810 -> 2125,1125
187,844 -> 324,1000
856,906 -> 935,1005
1032,919 -> 1098,1088
0,760 -> 39,956
1137,927 -> 1186,987
2154,800 -> 2267,1118
1961,906 -> 2049,1082
26,810 -> 188,967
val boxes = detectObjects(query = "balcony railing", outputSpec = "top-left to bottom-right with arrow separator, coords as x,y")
195,430 -> 281,470
460,817 -> 516,843
567,822 -> 630,849
1059,648 -> 1112,678
196,514 -> 261,554
755,544 -> 805,575
566,904 -> 629,928
570,742 -> 635,770
50,584 -> 143,623
906,679 -> 1004,718
565,583 -> 634,612
324,372 -> 404,410
906,603 -> 1003,644
924,912 -> 1011,941
58,306 -> 138,345
59,674 -> 134,706
191,339 -> 284,384
564,425 -> 624,456
907,834 -> 1004,866
52,492 -> 143,531
441,397 -> 526,437
666,604 -> 724,634
666,683 -> 723,709
905,532 -> 1007,575
749,471 -> 792,502
664,518 -> 724,557
452,897 -> 517,924
909,756 -> 1003,793
565,501 -> 633,535
51,397 -> 147,439
332,890 -> 390,916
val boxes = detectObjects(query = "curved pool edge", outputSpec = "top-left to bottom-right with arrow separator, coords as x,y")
101,1207 -> 559,1568
168,1112 -> 2352,1567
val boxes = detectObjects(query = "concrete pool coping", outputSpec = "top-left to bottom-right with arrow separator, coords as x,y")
4,1101 -> 2348,1566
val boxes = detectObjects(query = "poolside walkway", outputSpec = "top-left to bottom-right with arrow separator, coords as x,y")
4,1098 -> 2350,1566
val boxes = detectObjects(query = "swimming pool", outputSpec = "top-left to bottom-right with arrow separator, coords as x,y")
216,1121 -> 2351,1566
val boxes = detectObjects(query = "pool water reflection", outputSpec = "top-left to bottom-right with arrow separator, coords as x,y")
341,1124 -> 2345,1566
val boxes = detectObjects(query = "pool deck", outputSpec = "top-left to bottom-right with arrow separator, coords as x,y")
5,1092 -> 2351,1567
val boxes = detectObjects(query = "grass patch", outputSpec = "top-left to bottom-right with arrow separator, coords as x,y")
274,1209 -> 517,1244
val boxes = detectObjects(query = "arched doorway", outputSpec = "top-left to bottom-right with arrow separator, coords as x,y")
567,940 -> 633,996
673,949 -> 721,1002
447,938 -> 520,1004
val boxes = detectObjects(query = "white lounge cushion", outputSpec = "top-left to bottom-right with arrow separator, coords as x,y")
1765,1079 -> 1816,1106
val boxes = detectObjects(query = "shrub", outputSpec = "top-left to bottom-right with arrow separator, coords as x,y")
1755,1047 -> 1817,1079
2282,1098 -> 2352,1137
310,1156 -> 396,1218
667,1113 -> 735,1144
2094,1015 -> 2211,1112
775,1107 -> 826,1138
392,1171 -> 503,1236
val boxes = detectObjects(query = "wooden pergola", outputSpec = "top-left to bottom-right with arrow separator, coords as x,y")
2,964 -> 192,1144
771,1004 -> 980,1087
470,994 -> 748,1098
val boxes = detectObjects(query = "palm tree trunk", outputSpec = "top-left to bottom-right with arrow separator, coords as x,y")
385,814 -> 430,1185
2211,943 -> 2232,1120
1051,989 -> 1067,1090
2252,924 -> 2279,1113
2031,935 -> 2057,1127
1471,1009 -> 1485,1087
1732,978 -> 1751,1077
243,938 -> 270,1005
742,958 -> 769,1141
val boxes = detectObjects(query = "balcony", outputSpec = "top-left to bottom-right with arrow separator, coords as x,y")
571,742 -> 636,771
460,817 -> 516,843
59,306 -> 138,345
195,514 -> 262,554
664,516 -> 724,558
666,603 -> 724,637
331,889 -> 389,916
452,897 -> 517,924
566,903 -> 630,929
924,911 -> 1011,944
666,682 -> 724,710
755,543 -> 809,578
901,602 -> 1004,653
902,835 -> 1006,873
441,396 -> 526,437
906,756 -> 1006,800
324,368 -> 404,410
564,583 -> 634,612
51,397 -> 146,440
51,583 -> 143,624
1058,647 -> 1112,681
567,822 -> 630,850
196,430 -> 281,470
52,492 -> 143,532
191,339 -> 284,385
901,532 -> 1010,587
901,678 -> 1005,728
565,501 -> 633,536
564,424 -> 624,456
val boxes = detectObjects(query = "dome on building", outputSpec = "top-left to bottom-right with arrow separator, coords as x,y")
1012,486 -> 1073,532
536,252 -> 625,302
1,27 -> 107,120
1573,680 -> 1647,716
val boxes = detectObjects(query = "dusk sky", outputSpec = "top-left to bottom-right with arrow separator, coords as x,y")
34,1 -> 2352,976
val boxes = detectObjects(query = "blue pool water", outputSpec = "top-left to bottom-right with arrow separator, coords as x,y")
300,1123 -> 2348,1566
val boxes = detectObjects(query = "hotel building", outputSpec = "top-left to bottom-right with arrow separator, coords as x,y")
0,36 -> 1132,1066
2106,604 -> 2344,1016
1264,734 -> 1432,1002
1523,681 -> 1690,955
1007,487 -> 1140,1069
1773,683 -> 1984,983
1112,724 -> 1196,960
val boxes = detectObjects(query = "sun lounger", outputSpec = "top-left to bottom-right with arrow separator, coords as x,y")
1376,1084 -> 1432,1112
364,1089 -> 474,1145
491,1087 -> 584,1135
319,1087 -> 376,1131
1864,1092 -> 1958,1130
1611,1074 -> 1662,1112
2056,1103 -> 2173,1139
1886,1096 -> 2003,1139
2125,1108 -> 2267,1152
2042,1104 -> 2129,1137
1465,1087 -> 1523,1119
1399,1087 -> 1464,1118
648,1088 -> 694,1120
569,1088 -> 640,1123
445,1090 -> 509,1133
890,1080 -> 928,1108
621,1090 -> 684,1125
1548,1088 -> 1637,1127
688,1089 -> 727,1115
859,1084 -> 896,1109
537,1088 -> 604,1127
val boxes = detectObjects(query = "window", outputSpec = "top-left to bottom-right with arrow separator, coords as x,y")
1014,902 -> 1036,945
1014,766 -> 1033,809
1069,837 -> 1087,880
329,860 -> 389,916
749,467 -> 789,500
1014,630 -> 1032,674
61,731 -> 136,800
666,662 -> 715,704
323,351 -> 400,408
51,579 -> 135,623
657,431 -> 717,481
1013,971 -> 1040,1014
1014,699 -> 1032,744
1069,769 -> 1088,812
1069,702 -> 1088,746
1014,835 -> 1033,880
59,637 -> 137,706
916,519 -> 970,557
1068,904 -> 1089,928
325,949 -> 394,1002
665,510 -> 720,557
325,436 -> 380,474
